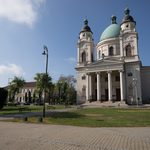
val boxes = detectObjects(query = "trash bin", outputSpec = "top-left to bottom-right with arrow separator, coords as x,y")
23,117 -> 27,121
38,117 -> 42,122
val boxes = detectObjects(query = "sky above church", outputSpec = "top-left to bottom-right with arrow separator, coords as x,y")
0,0 -> 150,87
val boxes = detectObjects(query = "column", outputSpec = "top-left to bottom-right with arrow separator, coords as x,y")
86,73 -> 90,102
108,71 -> 112,101
119,70 -> 124,101
119,37 -> 124,57
96,72 -> 101,101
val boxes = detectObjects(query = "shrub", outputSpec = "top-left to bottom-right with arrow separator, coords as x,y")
31,97 -> 35,103
7,102 -> 17,106
0,88 -> 8,109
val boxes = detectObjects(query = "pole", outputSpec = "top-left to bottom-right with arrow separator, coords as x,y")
133,70 -> 138,107
43,46 -> 48,117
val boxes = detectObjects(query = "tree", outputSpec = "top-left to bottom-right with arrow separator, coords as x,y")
25,92 -> 27,102
9,76 -> 26,101
28,91 -> 31,103
34,73 -> 53,104
0,88 -> 8,109
47,82 -> 55,104
57,75 -> 77,104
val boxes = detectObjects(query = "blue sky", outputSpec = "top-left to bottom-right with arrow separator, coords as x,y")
0,0 -> 150,87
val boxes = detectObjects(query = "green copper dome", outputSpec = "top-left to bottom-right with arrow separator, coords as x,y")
100,15 -> 121,41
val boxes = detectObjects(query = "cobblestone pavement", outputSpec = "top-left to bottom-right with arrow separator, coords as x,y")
0,122 -> 150,150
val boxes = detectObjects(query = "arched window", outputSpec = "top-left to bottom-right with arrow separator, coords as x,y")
82,52 -> 86,62
109,46 -> 113,56
126,45 -> 132,56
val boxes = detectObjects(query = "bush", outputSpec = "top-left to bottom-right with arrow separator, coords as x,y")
0,88 -> 8,109
7,102 -> 17,106
40,102 -> 44,105
31,98 -> 35,103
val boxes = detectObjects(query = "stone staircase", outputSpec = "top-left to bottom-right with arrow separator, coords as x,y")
82,101 -> 129,108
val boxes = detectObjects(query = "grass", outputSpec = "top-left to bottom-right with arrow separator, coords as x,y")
4,107 -> 150,127
0,105 -> 67,116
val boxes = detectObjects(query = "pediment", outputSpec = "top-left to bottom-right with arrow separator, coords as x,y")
85,58 -> 124,67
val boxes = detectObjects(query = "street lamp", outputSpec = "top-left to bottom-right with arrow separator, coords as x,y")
7,78 -> 13,102
132,70 -> 138,107
59,81 -> 63,105
42,45 -> 48,117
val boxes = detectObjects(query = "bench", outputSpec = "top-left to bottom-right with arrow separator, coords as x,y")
18,107 -> 31,113
47,106 -> 55,109
77,105 -> 84,110
65,105 -> 71,108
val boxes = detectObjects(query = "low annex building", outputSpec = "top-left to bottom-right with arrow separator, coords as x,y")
15,82 -> 37,102
75,8 -> 150,105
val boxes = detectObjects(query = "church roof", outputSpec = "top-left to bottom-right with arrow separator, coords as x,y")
100,15 -> 121,41
80,18 -> 93,34
121,7 -> 136,25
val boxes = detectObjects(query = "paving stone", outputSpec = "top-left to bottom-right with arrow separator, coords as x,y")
0,122 -> 150,150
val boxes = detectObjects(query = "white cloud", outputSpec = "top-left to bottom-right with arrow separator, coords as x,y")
65,57 -> 76,63
0,0 -> 45,27
0,64 -> 25,75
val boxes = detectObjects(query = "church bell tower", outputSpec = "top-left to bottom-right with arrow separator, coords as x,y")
77,18 -> 95,67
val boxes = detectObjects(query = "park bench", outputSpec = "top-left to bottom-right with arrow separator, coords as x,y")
65,104 -> 71,108
47,106 -> 55,110
77,105 -> 84,110
18,107 -> 31,113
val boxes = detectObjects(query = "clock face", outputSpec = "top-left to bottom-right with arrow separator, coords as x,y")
126,37 -> 130,41
83,45 -> 86,48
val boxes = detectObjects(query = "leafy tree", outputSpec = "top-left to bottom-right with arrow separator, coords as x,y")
9,76 -> 26,101
0,88 -> 8,109
32,92 -> 36,103
28,91 -> 31,103
57,75 -> 77,104
25,92 -> 27,102
47,82 -> 55,104
34,73 -> 53,104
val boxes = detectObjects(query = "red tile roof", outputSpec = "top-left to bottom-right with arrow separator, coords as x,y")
23,82 -> 37,87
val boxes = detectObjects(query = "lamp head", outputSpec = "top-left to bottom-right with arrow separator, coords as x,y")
42,50 -> 46,55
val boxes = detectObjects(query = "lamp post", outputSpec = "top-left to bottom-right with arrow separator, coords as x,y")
132,70 -> 138,107
42,45 -> 48,117
8,78 -> 13,102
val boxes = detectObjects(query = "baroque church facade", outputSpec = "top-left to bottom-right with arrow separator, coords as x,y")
75,8 -> 150,105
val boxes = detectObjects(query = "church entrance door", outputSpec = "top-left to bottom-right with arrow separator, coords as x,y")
95,89 -> 97,101
105,89 -> 108,101
116,88 -> 121,101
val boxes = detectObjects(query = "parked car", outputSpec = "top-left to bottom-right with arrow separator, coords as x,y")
24,101 -> 30,105
14,101 -> 20,105
34,102 -> 39,105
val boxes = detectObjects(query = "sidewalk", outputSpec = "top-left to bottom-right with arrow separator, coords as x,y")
0,122 -> 150,150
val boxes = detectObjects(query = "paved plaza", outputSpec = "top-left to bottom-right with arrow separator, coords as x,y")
0,121 -> 150,150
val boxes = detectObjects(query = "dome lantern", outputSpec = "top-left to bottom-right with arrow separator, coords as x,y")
80,18 -> 93,34
125,7 -> 130,16
121,7 -> 136,24
111,15 -> 117,24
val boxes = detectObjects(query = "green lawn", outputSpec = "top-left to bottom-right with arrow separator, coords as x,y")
4,107 -> 150,127
0,105 -> 67,116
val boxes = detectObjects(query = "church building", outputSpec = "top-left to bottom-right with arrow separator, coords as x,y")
75,8 -> 150,105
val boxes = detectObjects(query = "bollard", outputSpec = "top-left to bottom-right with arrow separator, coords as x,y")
23,117 -> 27,121
38,117 -> 42,122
